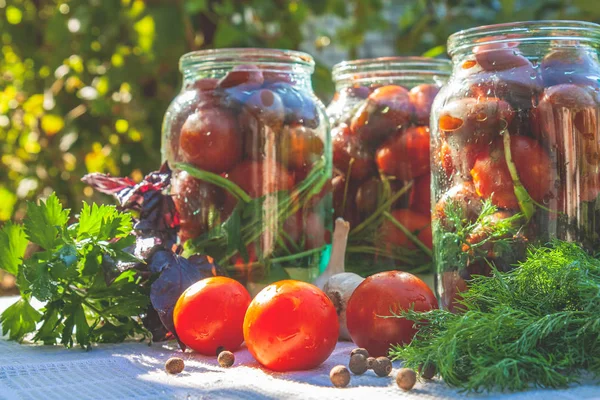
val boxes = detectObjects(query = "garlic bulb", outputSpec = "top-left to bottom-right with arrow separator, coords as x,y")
314,218 -> 365,340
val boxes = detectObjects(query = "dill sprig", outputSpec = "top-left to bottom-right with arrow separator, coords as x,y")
389,240 -> 600,393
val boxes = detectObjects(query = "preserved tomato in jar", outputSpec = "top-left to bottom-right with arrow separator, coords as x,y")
326,57 -> 451,275
162,49 -> 332,295
431,21 -> 600,311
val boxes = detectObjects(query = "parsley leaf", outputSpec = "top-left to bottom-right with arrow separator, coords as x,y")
0,222 -> 28,276
23,193 -> 70,250
0,298 -> 41,341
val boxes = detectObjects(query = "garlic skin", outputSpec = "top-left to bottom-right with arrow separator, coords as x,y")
324,272 -> 364,340
313,218 -> 365,340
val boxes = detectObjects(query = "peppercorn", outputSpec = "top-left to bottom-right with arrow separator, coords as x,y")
396,368 -> 417,391
366,357 -> 376,370
373,356 -> 392,377
330,365 -> 351,388
165,357 -> 185,374
218,350 -> 235,368
348,354 -> 368,375
419,363 -> 436,380
350,348 -> 369,358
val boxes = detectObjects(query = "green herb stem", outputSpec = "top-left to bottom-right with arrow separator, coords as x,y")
382,211 -> 433,258
176,163 -> 252,203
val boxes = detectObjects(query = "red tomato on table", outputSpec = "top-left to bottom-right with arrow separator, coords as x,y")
243,280 -> 339,372
346,271 -> 437,357
174,277 -> 251,355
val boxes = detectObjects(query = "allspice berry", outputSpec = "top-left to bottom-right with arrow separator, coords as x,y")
373,356 -> 393,377
350,348 -> 369,358
419,363 -> 436,380
330,365 -> 351,388
348,354 -> 368,375
396,368 -> 417,391
366,357 -> 376,370
165,357 -> 185,374
218,350 -> 235,368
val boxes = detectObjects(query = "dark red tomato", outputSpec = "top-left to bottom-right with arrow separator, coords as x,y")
180,108 -> 242,173
332,124 -> 375,181
342,84 -> 372,100
471,136 -> 553,210
541,48 -> 600,87
474,45 -> 530,72
242,88 -> 286,133
218,64 -> 264,90
409,84 -> 440,125
228,160 -> 294,198
346,271 -> 437,357
171,172 -> 226,243
351,85 -> 413,144
409,174 -> 431,216
243,280 -> 339,371
434,182 -> 483,230
439,97 -> 514,140
381,209 -> 432,250
355,177 -> 382,216
267,82 -> 320,129
279,125 -> 324,172
376,126 -> 430,181
174,276 -> 251,355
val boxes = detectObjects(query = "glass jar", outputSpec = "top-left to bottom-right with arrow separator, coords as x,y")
162,48 -> 332,295
431,21 -> 600,311
327,57 -> 451,276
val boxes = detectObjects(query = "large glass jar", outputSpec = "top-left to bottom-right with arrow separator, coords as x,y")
162,49 -> 332,295
431,21 -> 600,311
327,57 -> 451,276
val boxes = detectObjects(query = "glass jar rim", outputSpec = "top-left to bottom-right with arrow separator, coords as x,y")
332,56 -> 451,85
448,20 -> 600,57
179,48 -> 315,74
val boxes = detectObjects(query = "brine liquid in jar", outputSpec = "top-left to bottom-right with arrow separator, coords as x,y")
431,21 -> 600,311
161,49 -> 332,296
327,57 -> 451,277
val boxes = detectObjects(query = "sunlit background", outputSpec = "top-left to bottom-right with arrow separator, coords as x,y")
1,0 -> 599,222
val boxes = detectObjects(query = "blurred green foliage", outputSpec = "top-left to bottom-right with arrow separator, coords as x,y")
1,0 -> 599,220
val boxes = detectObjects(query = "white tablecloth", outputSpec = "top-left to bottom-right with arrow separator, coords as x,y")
0,296 -> 598,400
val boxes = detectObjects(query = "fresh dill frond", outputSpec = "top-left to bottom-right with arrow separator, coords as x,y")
390,240 -> 600,393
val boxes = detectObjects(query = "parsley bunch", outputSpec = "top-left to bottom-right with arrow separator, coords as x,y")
390,241 -> 600,392
0,194 -> 149,348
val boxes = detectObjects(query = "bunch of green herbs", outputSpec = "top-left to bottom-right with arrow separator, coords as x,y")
0,194 -> 149,348
389,240 -> 600,392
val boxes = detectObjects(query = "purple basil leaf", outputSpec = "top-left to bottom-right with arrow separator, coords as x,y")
141,305 -> 172,342
149,250 -> 225,348
80,174 -> 136,195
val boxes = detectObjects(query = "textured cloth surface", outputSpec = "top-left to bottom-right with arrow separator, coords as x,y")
0,296 -> 598,400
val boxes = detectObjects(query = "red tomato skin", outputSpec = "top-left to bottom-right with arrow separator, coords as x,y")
346,271 -> 437,357
381,209 -> 433,250
174,277 -> 251,356
243,280 -> 339,372
376,126 -> 431,181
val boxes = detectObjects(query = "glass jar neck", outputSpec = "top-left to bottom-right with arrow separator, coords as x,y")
332,57 -> 451,91
448,20 -> 600,61
180,48 -> 315,90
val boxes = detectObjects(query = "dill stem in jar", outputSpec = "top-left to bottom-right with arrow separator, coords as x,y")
382,211 -> 433,258
176,163 -> 252,203
501,130 -> 535,220
350,181 -> 413,236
